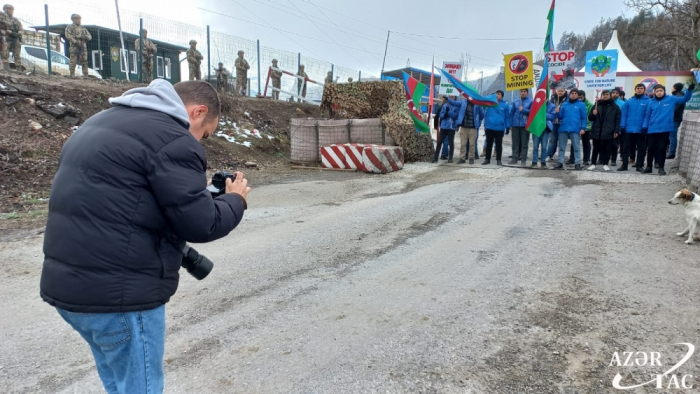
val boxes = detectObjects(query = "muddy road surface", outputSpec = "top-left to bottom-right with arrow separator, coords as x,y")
1,164 -> 699,393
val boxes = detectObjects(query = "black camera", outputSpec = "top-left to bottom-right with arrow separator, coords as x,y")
206,171 -> 237,197
181,243 -> 214,280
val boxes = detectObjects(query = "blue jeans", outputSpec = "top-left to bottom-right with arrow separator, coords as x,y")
558,132 -> 581,164
443,131 -> 479,158
547,124 -> 560,158
669,121 -> 681,156
57,305 -> 166,394
532,130 -> 550,163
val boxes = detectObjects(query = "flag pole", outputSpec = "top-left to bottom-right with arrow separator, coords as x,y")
429,56 -> 435,132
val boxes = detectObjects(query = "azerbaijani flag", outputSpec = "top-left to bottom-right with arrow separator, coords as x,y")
402,71 -> 430,133
435,67 -> 498,107
544,0 -> 555,53
526,60 -> 548,137
526,0 -> 555,137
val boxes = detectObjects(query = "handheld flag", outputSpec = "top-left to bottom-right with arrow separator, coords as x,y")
435,67 -> 498,107
544,0 -> 556,53
402,71 -> 430,133
526,0 -> 555,137
526,60 -> 548,137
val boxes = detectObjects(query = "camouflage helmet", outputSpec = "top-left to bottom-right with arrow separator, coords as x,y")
189,39 -> 197,46
272,59 -> 278,64
71,13 -> 81,21
238,50 -> 244,55
3,4 -> 13,12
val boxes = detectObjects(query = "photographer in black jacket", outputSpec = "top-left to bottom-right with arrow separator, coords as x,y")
39,79 -> 250,393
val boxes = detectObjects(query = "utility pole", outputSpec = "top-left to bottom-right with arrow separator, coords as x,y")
480,71 -> 484,93
381,30 -> 390,79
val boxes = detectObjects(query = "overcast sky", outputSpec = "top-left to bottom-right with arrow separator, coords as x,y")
30,0 -> 632,79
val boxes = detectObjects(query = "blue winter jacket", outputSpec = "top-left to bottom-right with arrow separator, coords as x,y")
556,99 -> 588,133
483,100 -> 511,132
615,98 -> 625,109
510,96 -> 533,128
620,95 -> 650,133
546,102 -> 556,131
643,89 -> 693,133
448,98 -> 483,130
439,102 -> 461,131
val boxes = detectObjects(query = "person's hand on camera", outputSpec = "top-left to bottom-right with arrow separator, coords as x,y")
225,171 -> 250,200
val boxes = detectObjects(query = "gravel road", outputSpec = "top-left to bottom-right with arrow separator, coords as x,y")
1,163 -> 699,394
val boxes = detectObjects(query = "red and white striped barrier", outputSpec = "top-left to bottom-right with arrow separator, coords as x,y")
321,145 -> 352,169
362,145 -> 404,174
321,144 -> 404,173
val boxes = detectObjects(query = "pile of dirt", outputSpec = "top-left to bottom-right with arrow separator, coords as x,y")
0,72 -> 320,233
321,81 -> 433,162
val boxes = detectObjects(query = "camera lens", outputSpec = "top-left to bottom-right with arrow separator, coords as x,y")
187,253 -> 214,280
181,245 -> 214,280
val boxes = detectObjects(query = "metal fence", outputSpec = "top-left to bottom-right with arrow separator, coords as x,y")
15,0 -> 364,102
678,112 -> 700,192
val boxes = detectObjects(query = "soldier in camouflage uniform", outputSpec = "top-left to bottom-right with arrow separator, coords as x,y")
324,71 -> 332,84
65,14 -> 92,78
296,64 -> 308,103
0,4 -> 22,72
235,50 -> 250,96
270,59 -> 282,100
134,29 -> 157,83
215,62 -> 229,93
348,77 -> 353,83
186,40 -> 202,81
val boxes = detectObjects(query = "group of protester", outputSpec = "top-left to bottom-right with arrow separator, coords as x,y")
432,81 -> 694,175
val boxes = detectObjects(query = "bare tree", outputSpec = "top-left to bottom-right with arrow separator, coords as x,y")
624,0 -> 700,69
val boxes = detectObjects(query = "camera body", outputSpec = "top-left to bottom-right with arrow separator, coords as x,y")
206,171 -> 237,197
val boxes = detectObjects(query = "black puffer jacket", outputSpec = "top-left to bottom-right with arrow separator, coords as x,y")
588,99 -> 621,140
40,80 -> 245,313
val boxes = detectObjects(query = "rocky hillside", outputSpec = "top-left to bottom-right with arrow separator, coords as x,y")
0,73 -> 321,234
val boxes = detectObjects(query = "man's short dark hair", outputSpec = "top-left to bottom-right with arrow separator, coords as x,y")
635,83 -> 645,89
653,84 -> 666,92
174,81 -> 221,123
520,89 -> 529,94
496,90 -> 504,96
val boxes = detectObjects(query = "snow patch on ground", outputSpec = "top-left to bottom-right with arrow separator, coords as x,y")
216,118 -> 274,147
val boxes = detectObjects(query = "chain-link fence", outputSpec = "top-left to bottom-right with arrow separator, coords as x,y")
15,0 -> 365,102
678,112 -> 700,192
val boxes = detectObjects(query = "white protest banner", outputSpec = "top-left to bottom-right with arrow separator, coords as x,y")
533,64 -> 543,89
439,61 -> 464,95
583,50 -> 618,89
547,50 -> 577,90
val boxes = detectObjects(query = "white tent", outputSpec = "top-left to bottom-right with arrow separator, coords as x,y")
578,31 -> 641,72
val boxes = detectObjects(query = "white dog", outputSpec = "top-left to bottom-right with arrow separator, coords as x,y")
668,189 -> 700,244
